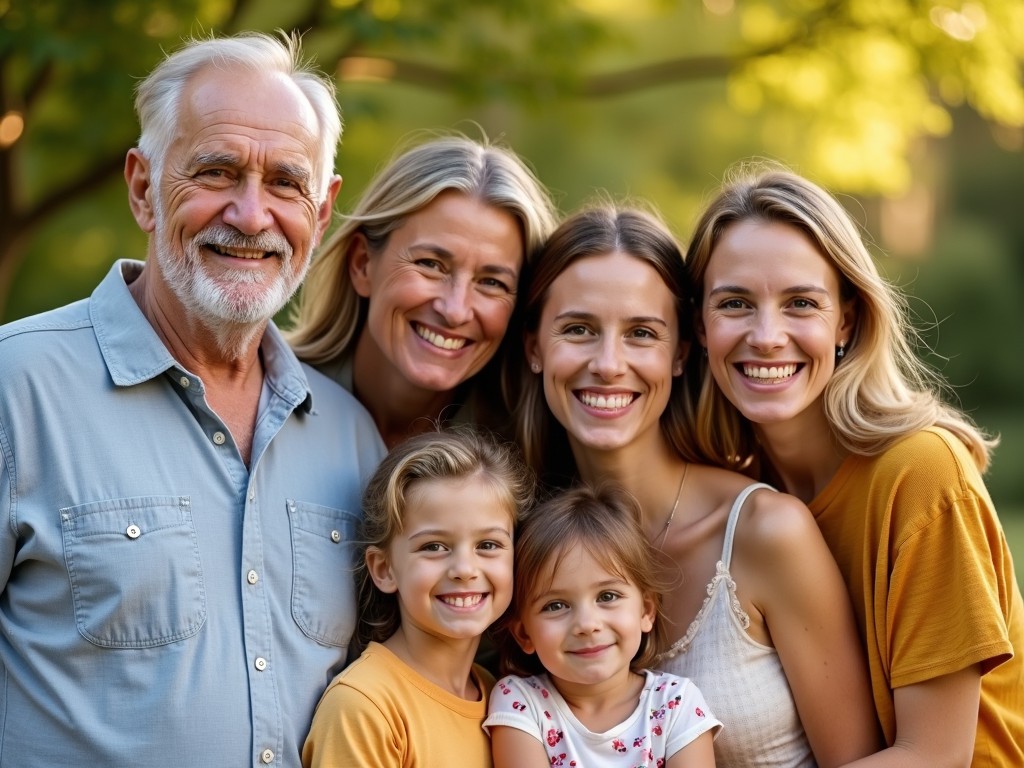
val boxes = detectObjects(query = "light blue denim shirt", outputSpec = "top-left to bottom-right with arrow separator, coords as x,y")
0,260 -> 385,768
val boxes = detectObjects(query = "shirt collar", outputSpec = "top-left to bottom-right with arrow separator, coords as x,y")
90,259 -> 313,413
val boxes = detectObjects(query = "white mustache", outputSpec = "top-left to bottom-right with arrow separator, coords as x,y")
197,225 -> 293,258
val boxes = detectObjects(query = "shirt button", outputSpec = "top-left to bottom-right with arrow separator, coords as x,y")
260,748 -> 275,764
330,530 -> 341,543
212,431 -> 226,445
178,376 -> 190,388
254,656 -> 268,671
246,570 -> 259,585
248,489 -> 255,501
125,524 -> 141,539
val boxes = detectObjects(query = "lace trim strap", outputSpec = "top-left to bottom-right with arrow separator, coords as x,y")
659,561 -> 750,660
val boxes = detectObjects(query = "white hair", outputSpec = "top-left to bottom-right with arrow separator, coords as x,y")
135,30 -> 341,202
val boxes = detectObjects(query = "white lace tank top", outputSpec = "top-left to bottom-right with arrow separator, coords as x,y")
656,483 -> 815,767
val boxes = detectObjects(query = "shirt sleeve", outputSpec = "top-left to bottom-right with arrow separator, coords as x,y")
302,681 -> 404,768
888,487 -> 1014,688
661,677 -> 724,758
482,675 -> 546,743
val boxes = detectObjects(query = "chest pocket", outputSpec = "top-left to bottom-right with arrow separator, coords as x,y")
287,500 -> 360,647
60,495 -> 207,648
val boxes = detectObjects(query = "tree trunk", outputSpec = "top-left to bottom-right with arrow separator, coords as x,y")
0,225 -> 28,323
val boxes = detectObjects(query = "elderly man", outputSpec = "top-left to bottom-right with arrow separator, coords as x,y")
0,32 -> 384,767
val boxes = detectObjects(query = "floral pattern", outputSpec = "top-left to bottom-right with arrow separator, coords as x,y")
484,670 -> 721,767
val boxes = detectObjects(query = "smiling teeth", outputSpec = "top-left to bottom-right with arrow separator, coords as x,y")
441,594 -> 482,608
743,364 -> 797,382
579,392 -> 635,410
416,325 -> 467,350
210,245 -> 265,259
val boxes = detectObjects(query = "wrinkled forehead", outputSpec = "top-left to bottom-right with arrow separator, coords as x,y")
172,65 -> 323,171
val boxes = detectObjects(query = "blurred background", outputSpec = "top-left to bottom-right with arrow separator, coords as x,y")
3,0 -> 1022,577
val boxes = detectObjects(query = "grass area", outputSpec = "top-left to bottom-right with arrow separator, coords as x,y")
1002,509 -> 1024,592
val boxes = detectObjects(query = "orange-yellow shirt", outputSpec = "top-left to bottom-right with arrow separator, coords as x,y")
811,427 -> 1024,765
302,642 -> 495,768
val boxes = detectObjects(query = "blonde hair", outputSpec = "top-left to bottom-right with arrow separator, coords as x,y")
353,427 -> 535,656
497,484 -> 669,678
513,203 -> 704,485
685,164 -> 995,473
287,134 -> 558,366
135,30 -> 340,202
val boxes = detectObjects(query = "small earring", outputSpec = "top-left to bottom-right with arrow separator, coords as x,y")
702,347 -> 708,360
836,341 -> 846,360
530,362 -> 541,373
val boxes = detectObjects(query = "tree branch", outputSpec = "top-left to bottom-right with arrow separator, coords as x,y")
0,61 -> 10,224
23,60 -> 55,113
334,36 -> 804,99
290,2 -> 328,36
336,56 -> 460,91
19,150 -> 127,232
223,0 -> 253,30
582,55 -> 736,97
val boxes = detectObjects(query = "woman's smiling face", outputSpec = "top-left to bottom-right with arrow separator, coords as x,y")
351,190 -> 524,393
527,250 -> 685,457
699,219 -> 855,431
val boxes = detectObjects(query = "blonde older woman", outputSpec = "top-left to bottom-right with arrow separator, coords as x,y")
289,135 -> 557,447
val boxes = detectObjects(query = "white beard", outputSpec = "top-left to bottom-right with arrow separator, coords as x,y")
151,213 -> 313,357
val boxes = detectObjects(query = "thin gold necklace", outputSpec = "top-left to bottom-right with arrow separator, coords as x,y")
657,463 -> 689,549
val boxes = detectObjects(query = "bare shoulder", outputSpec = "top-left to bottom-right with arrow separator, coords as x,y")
733,487 -> 826,567
684,464 -> 828,568
685,462 -> 764,510
727,488 -> 849,619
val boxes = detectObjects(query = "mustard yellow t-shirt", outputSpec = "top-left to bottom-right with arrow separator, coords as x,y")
302,642 -> 495,767
810,427 -> 1024,765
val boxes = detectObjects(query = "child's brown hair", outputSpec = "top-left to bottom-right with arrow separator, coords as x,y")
498,483 -> 669,677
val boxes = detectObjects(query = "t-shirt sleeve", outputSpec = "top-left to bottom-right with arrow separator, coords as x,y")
482,675 -> 546,742
660,676 -> 724,758
302,681 -> 403,768
888,486 -> 1015,688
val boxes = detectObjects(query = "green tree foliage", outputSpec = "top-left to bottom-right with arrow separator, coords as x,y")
2,0 -> 1023,507
1,0 -> 1022,319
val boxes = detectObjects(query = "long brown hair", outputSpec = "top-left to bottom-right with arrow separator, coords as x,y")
511,203 -> 705,486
